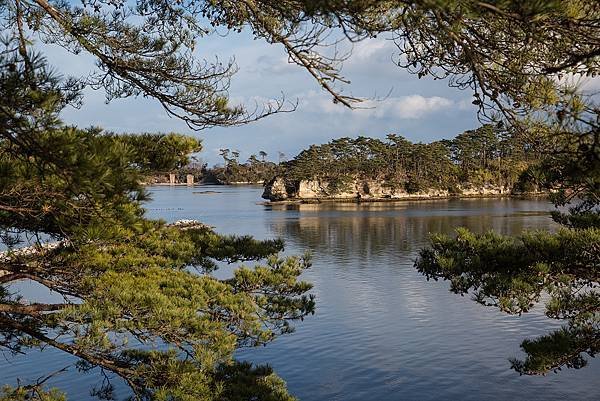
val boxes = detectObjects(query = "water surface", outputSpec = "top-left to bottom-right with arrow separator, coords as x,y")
2,186 -> 598,400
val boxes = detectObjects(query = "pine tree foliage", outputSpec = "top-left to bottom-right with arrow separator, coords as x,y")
279,125 -> 544,195
0,0 -> 367,127
3,1 -> 599,118
415,119 -> 600,375
205,149 -> 278,184
0,41 -> 314,400
2,0 -> 600,392
416,225 -> 599,375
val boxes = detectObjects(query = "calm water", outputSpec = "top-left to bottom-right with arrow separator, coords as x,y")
2,185 -> 599,400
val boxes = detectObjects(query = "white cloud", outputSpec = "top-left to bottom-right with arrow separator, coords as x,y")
45,29 -> 478,165
457,98 -> 476,111
298,91 -> 454,120
579,77 -> 600,92
372,95 -> 453,119
352,39 -> 392,61
252,55 -> 297,75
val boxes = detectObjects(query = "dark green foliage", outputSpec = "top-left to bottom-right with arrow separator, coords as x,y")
0,386 -> 66,401
510,325 -> 599,374
540,130 -> 600,230
417,228 -> 599,315
117,133 -> 202,173
215,362 -> 295,401
204,149 -> 278,184
279,126 -> 543,195
416,191 -> 600,375
0,39 -> 313,400
198,233 -> 285,263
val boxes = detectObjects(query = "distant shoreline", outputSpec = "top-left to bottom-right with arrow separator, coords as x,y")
142,183 -> 549,204
145,182 -> 264,187
260,192 -> 549,204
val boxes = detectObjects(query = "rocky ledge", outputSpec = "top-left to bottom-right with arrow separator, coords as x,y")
262,177 -> 524,202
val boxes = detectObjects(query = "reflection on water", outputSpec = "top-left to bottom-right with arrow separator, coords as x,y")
266,198 -> 555,258
2,187 -> 598,401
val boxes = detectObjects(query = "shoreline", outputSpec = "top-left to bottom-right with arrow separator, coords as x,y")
144,182 -> 264,187
142,183 -> 549,204
259,192 -> 549,205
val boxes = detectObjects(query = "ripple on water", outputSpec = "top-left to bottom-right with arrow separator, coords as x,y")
3,189 -> 598,401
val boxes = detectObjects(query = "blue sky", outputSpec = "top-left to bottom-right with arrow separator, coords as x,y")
47,31 -> 481,165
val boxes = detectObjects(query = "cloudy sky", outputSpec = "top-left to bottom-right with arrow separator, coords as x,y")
47,31 -> 481,165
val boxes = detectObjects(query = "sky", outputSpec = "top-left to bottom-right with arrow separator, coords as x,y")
46,30 -> 482,165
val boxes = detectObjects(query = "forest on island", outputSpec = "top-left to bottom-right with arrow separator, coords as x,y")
203,149 -> 279,185
276,124 -> 547,195
172,124 -> 546,194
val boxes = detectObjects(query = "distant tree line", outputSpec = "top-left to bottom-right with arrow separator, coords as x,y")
202,149 -> 279,184
148,147 -> 280,185
278,124 -> 547,194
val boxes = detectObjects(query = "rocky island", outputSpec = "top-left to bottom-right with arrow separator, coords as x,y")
263,177 -> 517,202
263,125 -> 545,202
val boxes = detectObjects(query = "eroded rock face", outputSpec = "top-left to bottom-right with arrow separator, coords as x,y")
262,177 -> 514,201
297,180 -> 358,199
262,177 -> 290,201
459,185 -> 508,196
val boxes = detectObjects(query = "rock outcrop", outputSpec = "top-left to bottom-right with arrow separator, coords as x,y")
263,177 -> 513,202
262,177 -> 290,201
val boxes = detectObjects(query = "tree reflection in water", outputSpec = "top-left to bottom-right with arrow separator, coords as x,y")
262,198 -> 589,376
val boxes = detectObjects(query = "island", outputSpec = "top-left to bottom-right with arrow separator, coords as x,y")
263,125 -> 546,202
